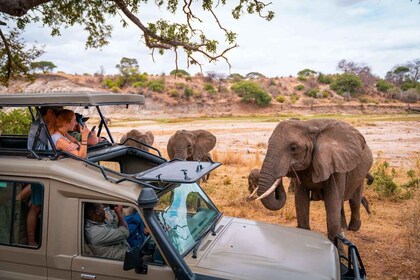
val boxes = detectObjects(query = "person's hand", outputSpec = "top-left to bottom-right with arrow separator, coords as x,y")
114,205 -> 124,217
81,125 -> 89,138
64,142 -> 79,151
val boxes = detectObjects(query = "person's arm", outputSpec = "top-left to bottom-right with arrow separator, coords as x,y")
114,205 -> 128,229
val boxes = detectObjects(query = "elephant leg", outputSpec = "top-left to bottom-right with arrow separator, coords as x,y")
340,202 -> 348,230
348,185 -> 363,231
295,185 -> 311,230
324,174 -> 345,241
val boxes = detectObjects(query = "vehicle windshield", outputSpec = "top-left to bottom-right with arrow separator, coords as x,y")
154,183 -> 219,256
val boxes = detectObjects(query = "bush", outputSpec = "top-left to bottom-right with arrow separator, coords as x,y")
317,73 -> 332,84
168,89 -> 179,97
231,81 -> 272,107
297,76 -> 307,82
204,83 -> 217,94
129,73 -> 148,84
305,88 -> 319,98
400,81 -> 419,91
400,89 -> 419,103
0,109 -> 32,134
376,79 -> 393,92
359,97 -> 369,103
295,84 -> 305,91
170,69 -> 190,76
330,73 -> 362,96
103,77 -> 124,89
275,95 -> 285,103
290,93 -> 299,104
132,81 -> 146,88
184,87 -> 193,99
371,161 -> 399,198
321,90 -> 330,98
147,79 -> 165,93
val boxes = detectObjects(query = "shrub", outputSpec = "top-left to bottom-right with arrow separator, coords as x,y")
175,83 -> 186,89
295,84 -> 305,91
317,73 -> 332,84
376,79 -> 393,92
305,88 -> 319,98
321,90 -> 330,98
204,83 -> 217,94
231,81 -> 272,107
359,97 -> 369,103
132,81 -> 146,88
147,79 -> 165,93
184,87 -> 193,99
170,69 -> 190,76
290,93 -> 299,104
275,95 -> 285,103
400,81 -> 419,91
110,86 -> 120,93
0,109 -> 32,134
297,68 -> 317,77
185,76 -> 192,82
330,73 -> 362,96
297,76 -> 307,82
371,161 -> 399,198
168,89 -> 179,97
129,73 -> 148,84
193,90 -> 202,98
400,89 -> 419,103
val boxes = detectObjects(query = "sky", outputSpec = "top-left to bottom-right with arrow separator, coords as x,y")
16,0 -> 420,78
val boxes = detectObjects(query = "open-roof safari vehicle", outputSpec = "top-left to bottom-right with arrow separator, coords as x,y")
0,92 -> 366,280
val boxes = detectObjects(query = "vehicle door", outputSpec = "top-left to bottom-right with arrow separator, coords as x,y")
71,200 -> 175,280
0,176 -> 49,280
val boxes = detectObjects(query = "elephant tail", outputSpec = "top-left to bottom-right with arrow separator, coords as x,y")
361,196 -> 371,215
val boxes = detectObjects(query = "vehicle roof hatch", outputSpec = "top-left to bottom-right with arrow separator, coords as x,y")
135,160 -> 221,183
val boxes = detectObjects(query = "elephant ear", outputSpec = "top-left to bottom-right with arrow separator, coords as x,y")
167,133 -> 176,160
312,121 -> 367,183
145,131 -> 155,146
120,134 -> 127,144
192,130 -> 216,161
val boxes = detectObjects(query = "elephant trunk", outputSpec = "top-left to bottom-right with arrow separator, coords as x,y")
257,159 -> 287,211
173,147 -> 188,160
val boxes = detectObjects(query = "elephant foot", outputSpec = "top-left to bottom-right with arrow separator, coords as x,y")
348,219 -> 361,231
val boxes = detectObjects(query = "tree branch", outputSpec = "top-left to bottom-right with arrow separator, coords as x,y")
0,28 -> 13,80
0,0 -> 51,16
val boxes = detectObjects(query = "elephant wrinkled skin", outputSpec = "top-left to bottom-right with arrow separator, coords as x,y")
120,130 -> 154,152
256,119 -> 373,241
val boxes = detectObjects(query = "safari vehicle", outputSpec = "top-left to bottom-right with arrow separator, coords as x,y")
0,92 -> 366,280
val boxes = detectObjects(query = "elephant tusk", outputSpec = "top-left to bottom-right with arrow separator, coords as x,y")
248,187 -> 258,199
255,178 -> 281,201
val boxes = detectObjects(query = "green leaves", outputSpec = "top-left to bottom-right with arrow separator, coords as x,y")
231,81 -> 272,107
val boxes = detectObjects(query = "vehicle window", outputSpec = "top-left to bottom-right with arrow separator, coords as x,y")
0,107 -> 32,136
98,161 -> 121,172
82,202 -> 162,264
0,180 -> 44,247
155,183 -> 219,256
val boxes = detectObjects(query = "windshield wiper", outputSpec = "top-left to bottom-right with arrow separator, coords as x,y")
191,212 -> 222,259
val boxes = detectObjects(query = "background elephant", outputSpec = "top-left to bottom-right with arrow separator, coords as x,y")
256,119 -> 373,241
167,130 -> 216,182
120,130 -> 154,152
248,168 -> 371,229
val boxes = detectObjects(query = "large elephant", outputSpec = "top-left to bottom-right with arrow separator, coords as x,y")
248,168 -> 371,229
120,130 -> 154,152
256,119 -> 373,241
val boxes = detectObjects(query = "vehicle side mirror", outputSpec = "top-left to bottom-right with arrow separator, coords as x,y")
123,246 -> 148,274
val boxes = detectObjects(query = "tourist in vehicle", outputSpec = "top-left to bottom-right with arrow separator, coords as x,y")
50,109 -> 90,158
27,106 -> 62,150
69,113 -> 100,146
124,206 -> 149,248
84,203 -> 129,260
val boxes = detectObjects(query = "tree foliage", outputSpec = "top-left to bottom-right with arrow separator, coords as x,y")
0,27 -> 44,85
116,57 -> 139,77
231,81 -> 272,106
297,68 -> 317,77
0,108 -> 32,134
246,72 -> 266,79
330,73 -> 362,97
337,59 -> 376,88
30,60 -> 56,73
0,0 -> 274,84
385,59 -> 420,85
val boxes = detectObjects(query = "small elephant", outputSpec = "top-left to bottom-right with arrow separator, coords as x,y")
120,130 -> 154,152
248,169 -> 371,229
167,130 -> 216,161
167,130 -> 216,182
255,119 -> 373,241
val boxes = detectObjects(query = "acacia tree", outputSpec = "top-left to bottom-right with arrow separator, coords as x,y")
0,0 -> 274,84
30,60 -> 56,73
0,27 -> 44,85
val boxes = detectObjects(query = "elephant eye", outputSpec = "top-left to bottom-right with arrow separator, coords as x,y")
290,144 -> 298,152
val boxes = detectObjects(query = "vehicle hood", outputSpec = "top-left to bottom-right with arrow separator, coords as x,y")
191,217 -> 340,280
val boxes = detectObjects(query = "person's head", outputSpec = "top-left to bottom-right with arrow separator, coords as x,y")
39,106 -> 62,130
52,109 -> 76,133
85,203 -> 106,223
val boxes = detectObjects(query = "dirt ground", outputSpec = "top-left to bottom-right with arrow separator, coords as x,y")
105,115 -> 420,280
